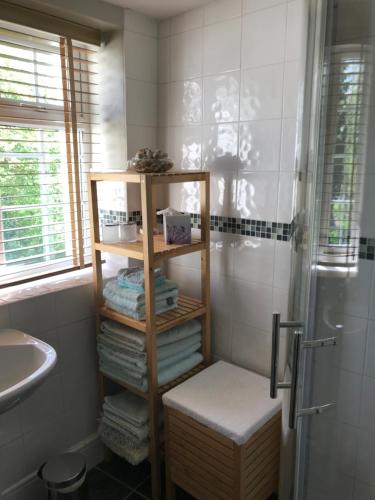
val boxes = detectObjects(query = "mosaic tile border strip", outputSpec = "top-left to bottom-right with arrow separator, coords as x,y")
360,237 -> 375,261
99,209 -> 292,241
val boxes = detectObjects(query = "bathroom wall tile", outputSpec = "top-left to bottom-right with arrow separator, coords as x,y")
356,430 -> 375,486
202,123 -> 239,169
158,18 -> 171,38
171,8 -> 203,34
127,125 -> 157,158
125,10 -> 158,37
353,481 -> 375,500
158,37 -> 170,83
272,286 -> 289,322
239,120 -> 281,171
273,240 -> 292,290
170,29 -> 203,81
241,5 -> 287,69
316,260 -> 372,319
361,174 -> 375,237
19,372 -> 64,434
172,125 -> 202,170
0,437 -> 28,492
204,0 -> 242,25
286,0 -> 305,61
203,71 -> 240,124
58,317 -> 96,369
9,294 -> 56,336
232,278 -> 273,331
212,315 -> 232,361
169,79 -> 202,126
22,414 -> 69,474
243,0 -> 287,14
168,180 -> 201,213
277,171 -> 295,221
126,78 -> 157,127
210,272 -> 235,325
305,470 -> 354,500
210,232 -> 235,276
314,310 -> 367,374
235,171 -> 278,220
0,405 -> 22,447
209,170 -> 237,217
124,31 -> 157,83
233,236 -> 275,286
61,354 -> 98,412
280,118 -> 297,171
55,283 -> 95,327
360,376 -> 375,430
167,263 -> 201,300
231,321 -> 270,376
365,321 -> 375,378
283,60 -> 301,118
0,303 -> 10,328
65,385 -> 99,447
3,477 -> 46,500
240,64 -> 284,120
203,18 -> 241,75
157,83 -> 169,126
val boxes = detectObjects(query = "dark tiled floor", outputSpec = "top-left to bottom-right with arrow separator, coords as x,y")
88,454 -> 278,500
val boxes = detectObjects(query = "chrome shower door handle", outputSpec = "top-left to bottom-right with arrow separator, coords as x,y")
289,331 -> 303,429
270,313 -> 304,399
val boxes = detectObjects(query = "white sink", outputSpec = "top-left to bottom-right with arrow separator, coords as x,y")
0,329 -> 57,414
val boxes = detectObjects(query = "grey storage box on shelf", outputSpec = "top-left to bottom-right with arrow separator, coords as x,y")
38,453 -> 89,499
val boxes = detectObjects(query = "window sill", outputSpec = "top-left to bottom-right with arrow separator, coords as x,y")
0,254 -> 122,306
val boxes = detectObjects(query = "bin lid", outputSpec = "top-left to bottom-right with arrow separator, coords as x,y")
40,453 -> 86,490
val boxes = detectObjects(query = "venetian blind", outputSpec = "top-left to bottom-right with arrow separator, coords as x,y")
0,22 -> 101,285
319,44 -> 370,265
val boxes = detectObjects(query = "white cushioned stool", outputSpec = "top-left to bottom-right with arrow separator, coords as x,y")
162,361 -> 282,500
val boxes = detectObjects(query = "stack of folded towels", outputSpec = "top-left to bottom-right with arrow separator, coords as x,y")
99,391 -> 150,465
103,267 -> 179,321
97,318 -> 203,392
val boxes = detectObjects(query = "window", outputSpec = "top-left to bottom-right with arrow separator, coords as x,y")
319,44 -> 370,266
0,22 -> 101,285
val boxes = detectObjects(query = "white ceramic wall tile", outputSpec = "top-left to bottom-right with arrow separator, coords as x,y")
240,64 -> 284,120
127,125 -> 157,158
124,30 -> 157,83
169,80 -> 202,126
203,18 -> 241,75
0,405 -> 21,447
158,37 -> 170,83
356,430 -> 375,486
280,118 -> 297,171
55,284 -> 94,327
168,180 -> 201,213
126,78 -> 157,127
158,19 -> 171,38
0,437 -> 27,492
209,170 -> 237,216
172,125 -> 202,170
243,0 -> 287,14
124,9 -> 158,37
286,0 -> 305,61
316,260 -> 372,319
0,303 -> 10,328
235,171 -> 279,220
232,278 -> 273,331
283,60 -> 300,117
203,123 -> 239,168
353,481 -> 375,500
8,294 -> 56,336
231,320 -> 270,375
170,29 -> 203,81
365,321 -> 375,378
57,317 -> 96,369
239,119 -> 281,171
212,315 -> 232,361
272,286 -> 289,322
167,263 -> 201,299
203,71 -> 240,124
314,310 -> 367,374
273,240 -> 292,289
241,5 -> 287,69
204,0 -> 242,25
61,354 -> 98,411
233,236 -> 275,286
171,8 -> 203,34
210,272 -> 235,324
360,376 -> 375,430
210,232 -> 235,276
277,171 -> 295,221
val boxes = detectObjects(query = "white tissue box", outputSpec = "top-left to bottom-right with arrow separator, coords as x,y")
163,214 -> 191,244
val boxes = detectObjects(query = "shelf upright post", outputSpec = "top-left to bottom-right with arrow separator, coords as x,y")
200,172 -> 211,365
140,174 -> 160,500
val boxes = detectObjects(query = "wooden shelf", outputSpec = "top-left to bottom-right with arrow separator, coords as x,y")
89,170 -> 208,185
95,234 -> 206,263
99,295 -> 207,334
100,363 -> 206,400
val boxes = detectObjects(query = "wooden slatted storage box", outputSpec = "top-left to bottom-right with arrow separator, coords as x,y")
162,361 -> 282,500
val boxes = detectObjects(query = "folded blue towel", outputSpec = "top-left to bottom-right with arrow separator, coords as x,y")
117,267 -> 165,292
105,295 -> 177,321
103,278 -> 178,307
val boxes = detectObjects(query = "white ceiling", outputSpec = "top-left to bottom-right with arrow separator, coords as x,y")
102,0 -> 210,19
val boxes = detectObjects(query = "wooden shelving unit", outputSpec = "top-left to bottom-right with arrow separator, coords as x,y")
87,171 -> 211,500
